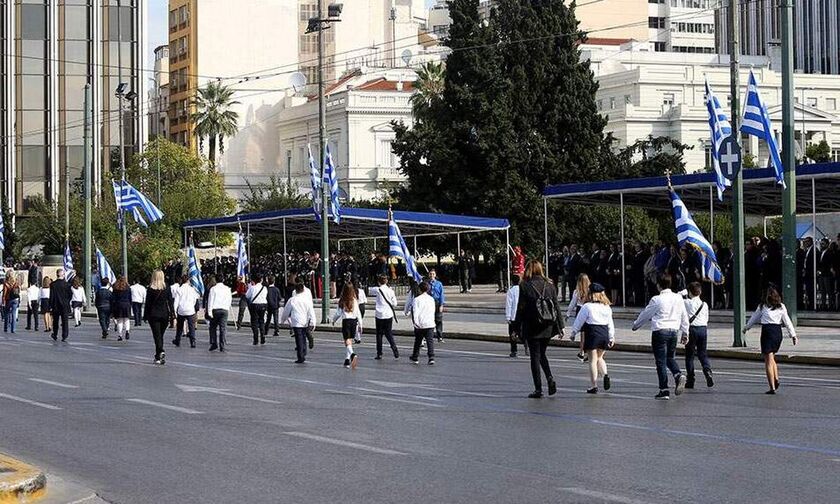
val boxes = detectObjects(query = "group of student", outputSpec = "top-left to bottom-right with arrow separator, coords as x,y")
507,259 -> 798,399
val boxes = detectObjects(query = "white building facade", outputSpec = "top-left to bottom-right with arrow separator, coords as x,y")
585,45 -> 840,172
648,0 -> 716,53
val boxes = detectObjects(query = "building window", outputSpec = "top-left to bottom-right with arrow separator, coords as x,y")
609,97 -> 615,110
300,3 -> 317,22
596,99 -> 603,110
827,98 -> 837,110
832,148 -> 840,162
299,33 -> 318,53
179,5 -> 189,24
663,93 -> 675,106
624,95 -> 631,105
807,97 -> 817,107
653,41 -> 666,52
169,10 -> 177,30
648,17 -> 665,29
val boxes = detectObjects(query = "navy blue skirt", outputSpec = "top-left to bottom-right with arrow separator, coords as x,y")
583,324 -> 610,351
760,324 -> 783,354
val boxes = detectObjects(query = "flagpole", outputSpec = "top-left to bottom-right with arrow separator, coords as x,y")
728,0 -> 746,346
317,0 -> 331,323
780,0 -> 798,323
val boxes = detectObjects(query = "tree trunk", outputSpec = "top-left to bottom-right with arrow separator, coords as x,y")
209,136 -> 217,168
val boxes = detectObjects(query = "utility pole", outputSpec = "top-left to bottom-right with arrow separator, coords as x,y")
780,0 -> 798,323
116,0 -> 128,282
84,83 -> 92,308
390,6 -> 397,68
317,0 -> 331,323
728,0 -> 746,346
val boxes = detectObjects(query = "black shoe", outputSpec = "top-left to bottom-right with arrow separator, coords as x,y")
436,337 -> 444,343
703,368 -> 715,387
117,336 -> 123,342
102,332 -> 108,339
547,379 -> 557,396
577,351 -> 586,362
765,389 -> 776,395
190,341 -> 196,349
154,358 -> 163,365
235,321 -> 241,331
125,332 -> 130,340
294,359 -> 305,364
655,390 -> 670,400
410,357 -> 419,365
675,374 -> 686,396
685,377 -> 695,389
219,348 -> 225,352
61,337 -> 67,342
528,391 -> 543,399
603,374 -> 611,391
393,352 -> 399,359
375,355 -> 382,360
260,337 -> 266,345
171,339 -> 180,347
586,387 -> 598,394
273,332 -> 280,337
428,358 -> 435,365
344,359 -> 351,368
50,333 -> 57,341
252,340 -> 258,345
209,345 -> 218,351
509,352 -> 517,358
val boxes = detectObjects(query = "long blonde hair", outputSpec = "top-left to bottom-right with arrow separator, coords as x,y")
150,270 -> 166,290
523,260 -> 545,281
590,291 -> 611,306
575,274 -> 591,304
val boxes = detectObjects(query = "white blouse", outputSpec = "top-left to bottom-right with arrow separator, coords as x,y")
745,304 -> 796,338
331,299 -> 362,324
571,302 -> 615,342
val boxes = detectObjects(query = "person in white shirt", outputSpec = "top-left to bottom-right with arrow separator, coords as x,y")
331,284 -> 362,369
371,275 -> 399,360
206,276 -> 233,352
632,273 -> 689,400
743,285 -> 798,394
26,282 -> 41,331
172,275 -> 200,348
282,281 -> 317,363
292,282 -> 316,350
571,283 -> 615,394
505,275 -> 526,358
169,280 -> 180,329
354,279 -> 367,344
246,274 -> 269,345
70,278 -> 86,327
409,281 -> 436,365
129,280 -> 147,327
683,282 -> 714,389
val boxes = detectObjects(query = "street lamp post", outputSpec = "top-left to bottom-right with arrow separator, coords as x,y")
115,0 -> 131,282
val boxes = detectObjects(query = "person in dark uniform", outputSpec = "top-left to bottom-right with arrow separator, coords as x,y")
817,238 -> 835,311
49,269 -> 72,342
801,237 -> 816,311
565,244 -> 583,302
458,250 -> 472,293
607,243 -> 622,306
264,275 -> 282,337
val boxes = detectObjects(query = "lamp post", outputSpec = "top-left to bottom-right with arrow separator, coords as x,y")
307,2 -> 342,322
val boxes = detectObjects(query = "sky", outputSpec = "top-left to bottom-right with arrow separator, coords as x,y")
147,0 -> 439,67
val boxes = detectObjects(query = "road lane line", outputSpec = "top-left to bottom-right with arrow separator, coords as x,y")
0,392 -> 62,410
328,389 -> 446,408
559,487 -> 651,504
28,378 -> 79,389
176,384 -> 284,405
125,398 -> 203,414
351,386 -> 440,402
284,431 -> 406,455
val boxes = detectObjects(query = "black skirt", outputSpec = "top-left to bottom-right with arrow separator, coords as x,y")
583,323 -> 610,351
760,324 -> 783,354
40,299 -> 51,313
341,319 -> 358,341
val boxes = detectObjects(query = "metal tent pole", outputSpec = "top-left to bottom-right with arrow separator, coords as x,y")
213,226 -> 218,275
456,233 -> 461,256
283,218 -> 288,281
505,227 -> 511,289
812,178 -> 817,310
619,193 -> 626,307
543,198 -> 549,275
709,186 -> 715,309
246,222 -> 251,282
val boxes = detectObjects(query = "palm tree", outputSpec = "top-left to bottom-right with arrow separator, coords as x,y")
410,61 -> 445,116
191,81 -> 240,168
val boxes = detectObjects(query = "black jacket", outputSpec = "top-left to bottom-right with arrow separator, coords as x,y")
110,288 -> 132,318
267,285 -> 282,309
49,279 -> 72,314
144,287 -> 174,321
95,287 -> 113,309
513,277 -> 564,340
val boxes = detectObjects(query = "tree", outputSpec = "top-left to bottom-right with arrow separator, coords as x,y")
618,135 -> 692,178
806,140 -> 832,163
409,61 -> 445,119
192,81 -> 240,167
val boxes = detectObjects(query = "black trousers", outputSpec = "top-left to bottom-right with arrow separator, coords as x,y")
131,302 -> 143,326
27,301 -> 39,330
236,297 -> 248,325
411,328 -> 435,360
209,309 -> 228,349
264,307 -> 280,336
250,304 -> 267,343
51,310 -> 69,340
375,317 -> 398,357
148,318 -> 168,358
526,338 -> 553,392
292,327 -> 308,361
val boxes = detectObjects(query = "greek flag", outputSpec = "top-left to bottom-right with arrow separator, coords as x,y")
670,190 -> 723,283
188,244 -> 204,296
388,218 -> 422,282
95,247 -> 117,285
0,211 -> 5,251
112,181 -> 164,227
324,144 -> 341,224
236,233 -> 248,278
63,242 -> 75,281
704,79 -> 733,200
308,144 -> 322,222
741,70 -> 785,188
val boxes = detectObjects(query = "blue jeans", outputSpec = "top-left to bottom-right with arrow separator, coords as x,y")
651,329 -> 681,390
97,307 -> 111,335
685,326 -> 711,377
4,299 -> 19,332
292,327 -> 308,361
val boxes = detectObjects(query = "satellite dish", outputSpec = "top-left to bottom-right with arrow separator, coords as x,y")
289,72 -> 307,93
401,49 -> 413,67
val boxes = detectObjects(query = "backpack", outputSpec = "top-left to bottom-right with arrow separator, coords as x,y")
530,281 -> 557,325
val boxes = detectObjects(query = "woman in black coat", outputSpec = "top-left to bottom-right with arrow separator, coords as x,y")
144,270 -> 174,364
110,276 -> 133,341
514,260 -> 564,398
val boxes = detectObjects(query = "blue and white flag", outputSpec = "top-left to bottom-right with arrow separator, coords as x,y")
63,242 -> 75,281
308,144 -> 322,222
324,144 -> 341,224
388,218 -> 422,282
113,181 -> 165,227
741,70 -> 785,188
704,78 -> 733,200
670,190 -> 724,284
0,211 -> 5,251
188,244 -> 204,296
95,247 -> 117,285
236,233 -> 248,278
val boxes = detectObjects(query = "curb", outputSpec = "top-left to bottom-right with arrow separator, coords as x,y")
0,453 -> 46,503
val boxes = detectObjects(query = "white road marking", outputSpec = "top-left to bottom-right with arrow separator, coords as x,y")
284,431 -> 406,455
175,384 -> 284,405
0,392 -> 62,410
351,386 -> 440,402
559,487 -> 651,504
125,398 -> 203,414
28,378 -> 79,389
106,357 -> 157,367
328,389 -> 446,408
366,379 -> 501,398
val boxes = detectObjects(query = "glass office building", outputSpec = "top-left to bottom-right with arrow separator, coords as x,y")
0,0 -> 147,216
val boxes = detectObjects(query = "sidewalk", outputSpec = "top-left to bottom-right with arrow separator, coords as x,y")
0,453 -> 45,503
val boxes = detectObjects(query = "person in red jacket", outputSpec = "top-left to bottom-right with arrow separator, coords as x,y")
512,246 -> 526,277
234,276 -> 249,330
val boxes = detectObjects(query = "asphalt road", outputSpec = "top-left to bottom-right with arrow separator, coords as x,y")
1,323 -> 840,503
